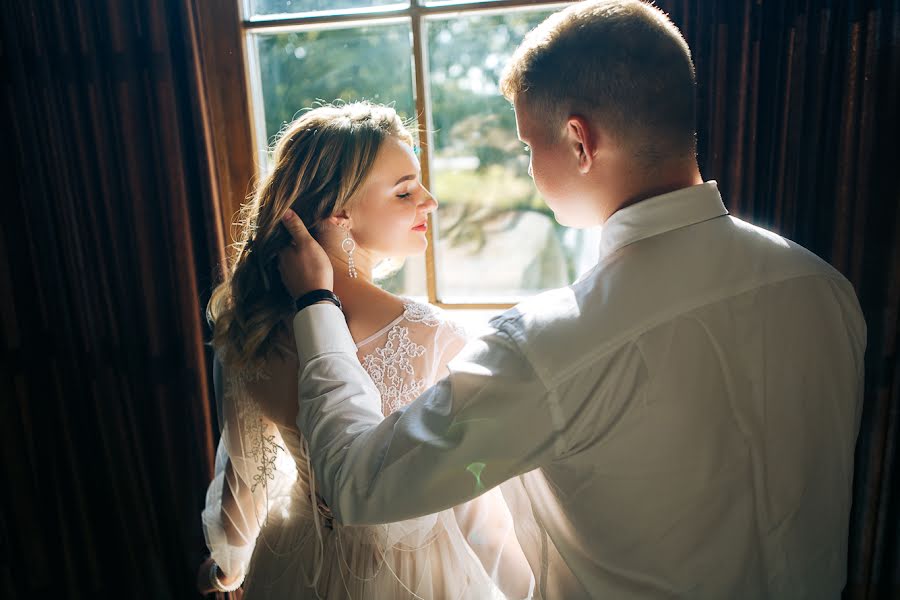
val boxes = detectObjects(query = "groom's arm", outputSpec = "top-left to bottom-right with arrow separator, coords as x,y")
293,303 -> 564,526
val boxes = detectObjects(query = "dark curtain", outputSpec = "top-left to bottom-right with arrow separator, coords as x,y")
0,0 -> 224,598
0,1 -> 897,599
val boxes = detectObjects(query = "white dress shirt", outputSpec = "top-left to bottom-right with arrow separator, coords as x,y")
292,182 -> 866,599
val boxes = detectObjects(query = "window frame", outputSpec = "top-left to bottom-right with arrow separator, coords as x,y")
198,0 -> 572,310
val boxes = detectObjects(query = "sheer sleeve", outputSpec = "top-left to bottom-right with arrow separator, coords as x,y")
420,309 -> 536,599
201,357 -> 292,584
453,488 -> 534,599
351,302 -> 535,596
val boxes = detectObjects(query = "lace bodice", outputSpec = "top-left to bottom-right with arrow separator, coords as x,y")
355,300 -> 467,415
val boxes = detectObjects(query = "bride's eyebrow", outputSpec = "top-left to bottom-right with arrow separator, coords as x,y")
393,173 -> 418,186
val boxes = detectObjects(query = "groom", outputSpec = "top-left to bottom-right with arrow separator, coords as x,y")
278,1 -> 866,597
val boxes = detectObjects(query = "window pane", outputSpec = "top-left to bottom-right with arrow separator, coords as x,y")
249,1 -> 407,18
251,22 -> 426,298
426,10 -> 597,302
252,23 -> 415,140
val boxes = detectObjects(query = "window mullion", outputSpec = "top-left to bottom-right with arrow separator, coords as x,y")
410,2 -> 439,304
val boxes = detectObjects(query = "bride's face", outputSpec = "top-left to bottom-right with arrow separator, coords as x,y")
348,136 -> 437,259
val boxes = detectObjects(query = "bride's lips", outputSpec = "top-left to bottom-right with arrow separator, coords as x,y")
412,221 -> 427,232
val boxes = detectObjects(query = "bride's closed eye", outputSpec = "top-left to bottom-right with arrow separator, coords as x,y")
397,181 -> 420,199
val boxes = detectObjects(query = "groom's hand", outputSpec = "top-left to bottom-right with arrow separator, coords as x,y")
278,209 -> 334,298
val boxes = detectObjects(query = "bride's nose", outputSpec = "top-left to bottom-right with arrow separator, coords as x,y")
419,187 -> 438,213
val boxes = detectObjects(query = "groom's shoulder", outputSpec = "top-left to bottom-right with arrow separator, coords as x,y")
487,284 -> 598,385
490,286 -> 579,338
483,219 -> 851,387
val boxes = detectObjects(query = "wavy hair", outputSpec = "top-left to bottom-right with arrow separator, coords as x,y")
207,102 -> 414,372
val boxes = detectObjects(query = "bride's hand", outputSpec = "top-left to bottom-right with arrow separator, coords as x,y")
196,557 -> 243,597
278,209 -> 334,298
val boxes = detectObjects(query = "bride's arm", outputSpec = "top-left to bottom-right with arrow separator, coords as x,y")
428,320 -> 535,599
200,358 -> 285,588
201,437 -> 261,587
453,489 -> 535,599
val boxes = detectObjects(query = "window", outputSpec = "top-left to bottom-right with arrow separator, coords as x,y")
240,0 -> 599,309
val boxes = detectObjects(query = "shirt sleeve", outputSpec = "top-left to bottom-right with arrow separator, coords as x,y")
293,303 -> 562,526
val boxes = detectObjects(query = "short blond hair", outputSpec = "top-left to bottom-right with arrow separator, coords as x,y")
500,0 -> 696,161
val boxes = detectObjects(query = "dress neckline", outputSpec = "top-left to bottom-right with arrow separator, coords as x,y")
354,301 -> 417,349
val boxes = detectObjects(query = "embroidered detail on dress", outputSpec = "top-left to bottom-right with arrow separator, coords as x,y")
358,302 -> 467,414
404,301 -> 465,337
361,324 -> 428,414
234,364 -> 270,384
231,377 -> 283,493
445,318 -> 466,338
402,302 -> 441,327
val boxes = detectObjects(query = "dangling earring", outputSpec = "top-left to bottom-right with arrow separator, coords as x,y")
341,227 -> 358,279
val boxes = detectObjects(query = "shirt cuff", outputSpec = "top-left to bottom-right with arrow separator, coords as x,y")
292,303 -> 357,365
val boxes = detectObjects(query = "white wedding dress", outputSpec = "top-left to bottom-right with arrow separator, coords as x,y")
202,301 -> 532,599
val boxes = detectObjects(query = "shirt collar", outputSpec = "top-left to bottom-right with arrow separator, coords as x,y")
598,181 -> 728,259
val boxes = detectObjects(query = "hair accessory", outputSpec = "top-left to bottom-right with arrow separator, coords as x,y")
341,228 -> 358,279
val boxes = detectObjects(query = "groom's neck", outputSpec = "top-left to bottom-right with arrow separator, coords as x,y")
598,159 -> 703,223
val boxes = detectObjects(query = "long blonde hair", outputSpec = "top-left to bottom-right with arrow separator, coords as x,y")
207,102 -> 414,372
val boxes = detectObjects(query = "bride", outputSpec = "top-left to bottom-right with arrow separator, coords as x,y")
196,102 -> 533,598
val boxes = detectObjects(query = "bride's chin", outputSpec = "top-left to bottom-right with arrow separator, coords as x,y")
383,242 -> 427,260
407,236 -> 429,255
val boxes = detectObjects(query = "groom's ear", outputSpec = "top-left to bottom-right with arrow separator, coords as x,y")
566,115 -> 597,174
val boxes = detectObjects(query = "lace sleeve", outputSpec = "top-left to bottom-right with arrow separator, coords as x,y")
201,358 -> 290,584
401,302 -> 468,387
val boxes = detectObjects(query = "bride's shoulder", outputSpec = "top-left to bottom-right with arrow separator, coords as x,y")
400,299 -> 444,326
400,300 -> 466,339
344,287 -> 408,344
346,285 -> 465,348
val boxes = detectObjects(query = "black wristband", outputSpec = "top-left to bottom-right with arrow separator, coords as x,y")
294,289 -> 341,312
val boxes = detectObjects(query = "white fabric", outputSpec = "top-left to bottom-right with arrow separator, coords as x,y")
203,301 -> 532,599
292,181 -> 867,599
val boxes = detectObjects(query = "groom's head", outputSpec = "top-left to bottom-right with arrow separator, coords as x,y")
500,0 -> 698,226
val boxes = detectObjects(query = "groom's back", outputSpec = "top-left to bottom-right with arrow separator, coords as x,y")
501,205 -> 865,598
